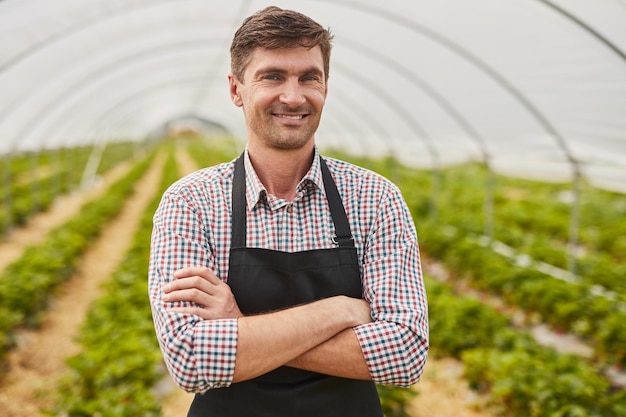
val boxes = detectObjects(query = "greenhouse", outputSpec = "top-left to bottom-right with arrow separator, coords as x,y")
1,0 -> 625,416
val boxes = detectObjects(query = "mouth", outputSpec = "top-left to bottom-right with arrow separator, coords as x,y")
273,113 -> 307,120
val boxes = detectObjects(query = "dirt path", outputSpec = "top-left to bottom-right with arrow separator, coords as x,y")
0,160 -> 134,275
0,153 -> 164,417
409,358 -> 494,417
159,146 -> 200,416
13,165 -> 55,186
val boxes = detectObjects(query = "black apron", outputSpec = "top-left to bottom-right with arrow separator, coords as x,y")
188,155 -> 383,417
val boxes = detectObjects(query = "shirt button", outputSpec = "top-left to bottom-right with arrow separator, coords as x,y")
286,205 -> 293,213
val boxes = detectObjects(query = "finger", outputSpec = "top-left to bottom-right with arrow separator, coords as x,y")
170,306 -> 212,320
163,287 -> 211,305
165,276 -> 216,296
165,274 -> 217,295
174,266 -> 222,285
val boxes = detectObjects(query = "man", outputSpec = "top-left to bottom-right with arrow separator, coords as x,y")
149,6 -> 428,417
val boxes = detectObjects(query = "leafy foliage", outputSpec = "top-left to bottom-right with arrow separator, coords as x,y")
54,149 -> 174,416
0,142 -> 139,237
0,152 -> 153,362
427,277 -> 626,416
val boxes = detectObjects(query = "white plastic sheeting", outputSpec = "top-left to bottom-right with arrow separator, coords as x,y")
1,0 -> 625,191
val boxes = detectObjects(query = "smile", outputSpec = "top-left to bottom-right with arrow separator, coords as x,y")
273,114 -> 305,119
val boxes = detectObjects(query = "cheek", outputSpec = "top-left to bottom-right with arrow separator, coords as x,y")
309,88 -> 327,108
246,89 -> 276,109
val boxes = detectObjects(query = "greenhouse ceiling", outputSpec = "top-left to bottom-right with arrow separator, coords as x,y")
1,0 -> 625,192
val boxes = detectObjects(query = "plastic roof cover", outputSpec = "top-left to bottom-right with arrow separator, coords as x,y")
1,0 -> 626,192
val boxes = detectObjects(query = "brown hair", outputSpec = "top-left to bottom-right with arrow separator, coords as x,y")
230,6 -> 333,82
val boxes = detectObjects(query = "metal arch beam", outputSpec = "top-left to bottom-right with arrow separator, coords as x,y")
0,0 -> 253,127
34,62 -> 396,167
339,37 -> 496,235
323,89 -> 408,183
0,0 -> 583,165
321,0 -> 584,268
7,35 -> 382,155
7,40 -> 229,152
320,0 -> 578,168
58,72 -> 356,150
191,0 -> 253,108
8,36 -> 424,161
327,89 -> 395,155
3,0 -> 618,168
332,61 -> 440,168
1,0 -> 189,73
48,71 -> 375,158
1,38 -> 224,131
45,75 -> 225,149
37,59 -> 443,213
338,38 -> 491,164
330,61 -> 442,217
537,0 -> 626,63
1,0 -> 251,152
105,93 -> 368,157
94,91 -> 361,164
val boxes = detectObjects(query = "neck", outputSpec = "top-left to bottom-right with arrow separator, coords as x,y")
247,144 -> 315,201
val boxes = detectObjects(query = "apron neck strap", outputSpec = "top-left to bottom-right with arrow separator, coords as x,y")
231,153 -> 354,248
319,157 -> 355,247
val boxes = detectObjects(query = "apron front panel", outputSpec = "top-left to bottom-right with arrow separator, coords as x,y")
188,374 -> 381,417
227,246 -> 362,315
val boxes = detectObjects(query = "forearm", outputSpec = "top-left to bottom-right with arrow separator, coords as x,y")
286,328 -> 372,380
233,295 -> 371,382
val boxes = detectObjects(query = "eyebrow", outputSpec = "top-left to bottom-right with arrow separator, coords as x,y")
254,66 -> 324,78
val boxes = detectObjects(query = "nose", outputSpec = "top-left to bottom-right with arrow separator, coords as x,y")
279,78 -> 306,107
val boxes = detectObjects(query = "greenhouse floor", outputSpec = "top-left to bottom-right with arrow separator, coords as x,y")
0,156 -> 162,416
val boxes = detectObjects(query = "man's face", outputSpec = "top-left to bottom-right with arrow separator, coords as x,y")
229,46 -> 328,151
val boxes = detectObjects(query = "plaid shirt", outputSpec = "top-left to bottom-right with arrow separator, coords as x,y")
149,148 -> 428,393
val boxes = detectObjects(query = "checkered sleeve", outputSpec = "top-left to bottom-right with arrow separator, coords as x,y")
148,184 -> 238,393
353,181 -> 429,386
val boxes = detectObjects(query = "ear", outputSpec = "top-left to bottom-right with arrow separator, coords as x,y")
228,73 -> 243,107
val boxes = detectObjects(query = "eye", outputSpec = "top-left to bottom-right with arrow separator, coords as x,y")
262,74 -> 281,81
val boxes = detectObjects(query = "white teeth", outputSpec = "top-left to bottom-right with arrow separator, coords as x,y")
275,114 -> 303,119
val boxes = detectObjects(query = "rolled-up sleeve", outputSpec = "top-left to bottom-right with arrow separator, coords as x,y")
354,183 -> 429,386
148,187 -> 238,393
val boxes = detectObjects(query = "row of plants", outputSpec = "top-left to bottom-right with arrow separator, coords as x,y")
330,154 -> 626,359
3,142 -> 139,182
434,163 -> 626,263
2,147 -> 68,180
54,149 -> 176,416
429,164 -> 626,294
0,151 -> 154,365
427,275 -> 626,416
0,142 -> 141,237
328,152 -> 626,413
0,170 -> 72,228
54,140 -> 252,416
419,219 -> 626,368
336,155 -> 626,296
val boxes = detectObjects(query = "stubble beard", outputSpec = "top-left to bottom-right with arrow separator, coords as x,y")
252,106 -> 321,151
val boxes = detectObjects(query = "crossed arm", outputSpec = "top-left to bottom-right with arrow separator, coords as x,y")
162,266 -> 373,382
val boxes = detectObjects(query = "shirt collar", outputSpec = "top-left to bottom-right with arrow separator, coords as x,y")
243,146 -> 325,211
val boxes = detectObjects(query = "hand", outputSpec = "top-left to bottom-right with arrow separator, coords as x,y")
162,266 -> 243,320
